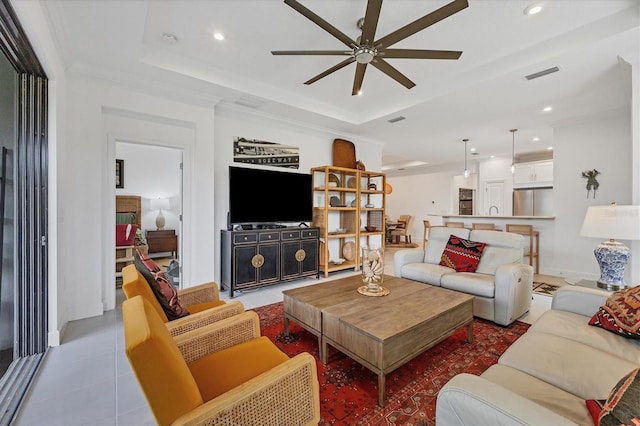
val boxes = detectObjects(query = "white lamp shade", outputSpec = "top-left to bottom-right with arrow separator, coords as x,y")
150,198 -> 170,211
580,205 -> 640,241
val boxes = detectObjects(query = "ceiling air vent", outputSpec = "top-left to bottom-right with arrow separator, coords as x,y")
234,95 -> 266,109
387,116 -> 406,123
525,66 -> 560,81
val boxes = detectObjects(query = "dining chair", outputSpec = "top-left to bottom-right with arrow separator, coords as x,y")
444,221 -> 466,228
472,223 -> 497,230
505,224 -> 539,274
390,215 -> 415,244
423,220 -> 431,249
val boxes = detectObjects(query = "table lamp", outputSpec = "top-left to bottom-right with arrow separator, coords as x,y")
579,203 -> 640,290
150,197 -> 170,230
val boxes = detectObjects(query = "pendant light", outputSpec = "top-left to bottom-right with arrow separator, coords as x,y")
510,129 -> 517,173
463,138 -> 470,178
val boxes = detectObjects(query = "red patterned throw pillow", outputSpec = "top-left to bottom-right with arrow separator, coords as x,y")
439,235 -> 487,273
586,368 -> 640,426
134,250 -> 188,320
116,224 -> 138,246
589,286 -> 640,339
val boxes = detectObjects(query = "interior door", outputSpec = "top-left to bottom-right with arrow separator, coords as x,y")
483,181 -> 504,216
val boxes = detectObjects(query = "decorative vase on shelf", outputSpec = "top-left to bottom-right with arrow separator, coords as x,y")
361,246 -> 384,292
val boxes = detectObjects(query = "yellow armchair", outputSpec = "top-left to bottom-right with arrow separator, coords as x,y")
123,295 -> 320,426
122,264 -> 244,337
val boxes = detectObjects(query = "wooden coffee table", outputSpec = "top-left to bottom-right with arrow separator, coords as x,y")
282,275 -> 474,406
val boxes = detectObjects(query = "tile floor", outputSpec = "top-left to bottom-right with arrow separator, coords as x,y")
13,248 -> 554,425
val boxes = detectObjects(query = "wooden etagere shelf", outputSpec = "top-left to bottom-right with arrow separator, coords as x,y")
311,165 -> 386,278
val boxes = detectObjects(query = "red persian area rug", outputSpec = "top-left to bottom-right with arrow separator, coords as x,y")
252,302 -> 530,426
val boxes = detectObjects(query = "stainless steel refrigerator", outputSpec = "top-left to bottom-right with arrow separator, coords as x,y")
513,187 -> 553,216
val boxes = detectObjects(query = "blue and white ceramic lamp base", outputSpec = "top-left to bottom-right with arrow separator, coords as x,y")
594,240 -> 630,291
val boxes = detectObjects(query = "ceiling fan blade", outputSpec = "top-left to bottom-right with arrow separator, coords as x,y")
370,58 -> 415,89
271,50 -> 351,56
304,57 -> 355,85
382,49 -> 462,60
352,63 -> 367,96
375,0 -> 468,49
284,0 -> 357,49
360,0 -> 383,46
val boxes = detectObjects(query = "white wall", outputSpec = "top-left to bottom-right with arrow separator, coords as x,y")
212,106 -> 383,283
552,110 -> 632,280
55,76 -> 217,329
386,171 -> 457,242
478,156 -> 514,215
386,107 -> 636,282
115,142 -> 182,234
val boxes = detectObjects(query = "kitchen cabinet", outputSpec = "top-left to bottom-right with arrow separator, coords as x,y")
458,188 -> 474,215
513,160 -> 553,188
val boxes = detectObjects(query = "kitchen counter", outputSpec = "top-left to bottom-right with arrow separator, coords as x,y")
440,215 -> 555,220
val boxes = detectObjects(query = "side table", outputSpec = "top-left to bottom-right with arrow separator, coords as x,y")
146,229 -> 178,257
565,278 -> 614,293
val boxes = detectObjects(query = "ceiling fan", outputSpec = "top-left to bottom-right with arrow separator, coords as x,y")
271,0 -> 469,95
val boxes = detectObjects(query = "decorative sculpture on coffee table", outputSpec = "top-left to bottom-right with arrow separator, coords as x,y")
358,246 -> 390,296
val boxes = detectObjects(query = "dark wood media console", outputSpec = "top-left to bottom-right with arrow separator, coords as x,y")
220,227 -> 319,297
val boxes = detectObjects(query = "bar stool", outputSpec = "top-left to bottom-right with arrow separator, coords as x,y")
444,221 -> 465,228
472,223 -> 497,230
423,220 -> 430,249
505,224 -> 539,274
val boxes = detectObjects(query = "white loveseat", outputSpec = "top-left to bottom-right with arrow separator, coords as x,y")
436,286 -> 640,425
394,226 -> 533,326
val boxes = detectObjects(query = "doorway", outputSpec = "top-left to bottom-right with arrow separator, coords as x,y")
483,180 -> 505,216
115,141 -> 184,286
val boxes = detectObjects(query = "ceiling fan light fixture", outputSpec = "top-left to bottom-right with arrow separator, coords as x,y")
272,0 -> 467,93
355,47 -> 376,64
462,138 -> 470,178
510,129 -> 517,174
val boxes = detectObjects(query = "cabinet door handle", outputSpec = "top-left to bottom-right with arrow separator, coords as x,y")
295,249 -> 306,262
251,254 -> 264,268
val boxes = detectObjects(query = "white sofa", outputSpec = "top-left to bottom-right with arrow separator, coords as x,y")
394,227 -> 533,326
436,285 -> 639,425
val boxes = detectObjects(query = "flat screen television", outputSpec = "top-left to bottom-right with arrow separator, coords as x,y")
228,166 -> 313,225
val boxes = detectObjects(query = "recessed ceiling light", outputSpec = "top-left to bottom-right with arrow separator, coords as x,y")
490,155 -> 495,158
547,146 -> 553,150
532,137 -> 540,142
470,148 -> 476,152
213,32 -> 225,41
524,4 -> 543,15
542,106 -> 553,112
